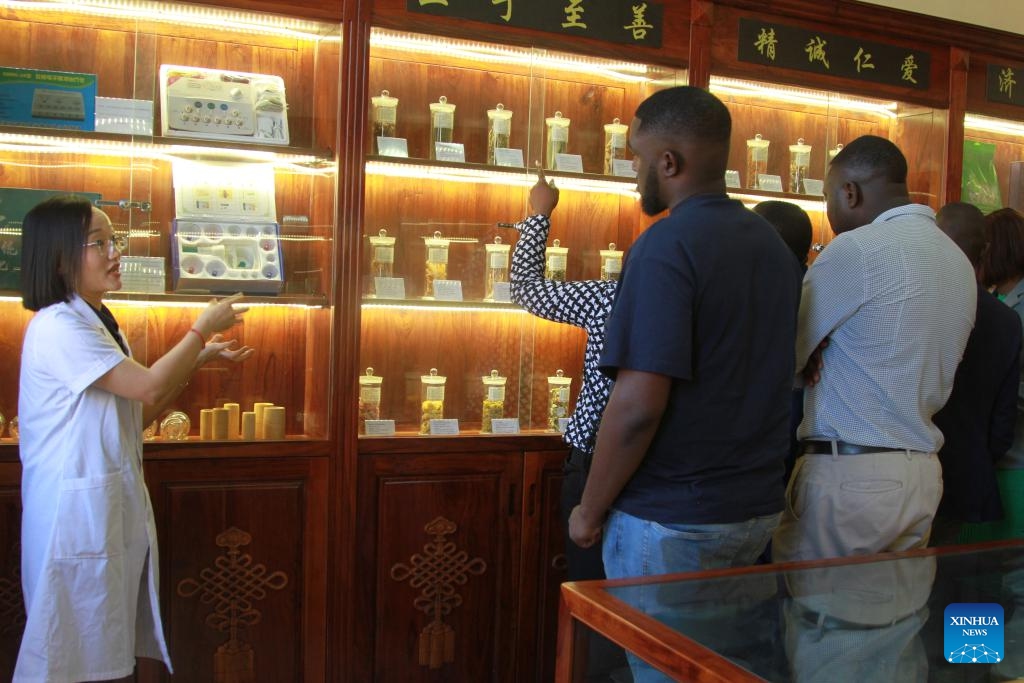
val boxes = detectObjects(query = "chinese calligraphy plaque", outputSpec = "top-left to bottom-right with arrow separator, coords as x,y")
987,64 -> 1024,107
408,0 -> 663,47
738,18 -> 930,90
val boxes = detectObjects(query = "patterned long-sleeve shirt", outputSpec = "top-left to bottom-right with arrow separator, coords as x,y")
510,214 -> 617,454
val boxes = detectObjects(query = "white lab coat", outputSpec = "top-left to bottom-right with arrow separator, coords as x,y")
15,295 -> 171,682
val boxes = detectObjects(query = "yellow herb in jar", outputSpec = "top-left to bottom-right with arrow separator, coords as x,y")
481,399 -> 505,433
420,399 -> 444,434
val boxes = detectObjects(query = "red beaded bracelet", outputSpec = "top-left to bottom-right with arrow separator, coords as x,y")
188,327 -> 206,345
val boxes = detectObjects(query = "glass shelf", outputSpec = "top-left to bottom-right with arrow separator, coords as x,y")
0,126 -> 335,169
365,156 -> 638,196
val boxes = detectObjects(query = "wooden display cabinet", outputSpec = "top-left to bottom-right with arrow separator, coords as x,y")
711,75 -> 947,252
353,24 -> 690,679
963,52 -> 1024,213
355,438 -> 567,682
0,1 -> 339,680
358,28 -> 686,436
705,3 -> 952,255
0,0 -> 340,444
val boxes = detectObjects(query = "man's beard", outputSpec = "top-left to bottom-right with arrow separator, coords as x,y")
640,165 -> 666,216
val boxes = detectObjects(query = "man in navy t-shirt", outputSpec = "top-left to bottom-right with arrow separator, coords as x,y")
568,87 -> 802,587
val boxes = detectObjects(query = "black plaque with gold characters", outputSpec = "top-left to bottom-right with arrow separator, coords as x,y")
407,0 -> 663,47
737,18 -> 930,90
986,63 -> 1024,107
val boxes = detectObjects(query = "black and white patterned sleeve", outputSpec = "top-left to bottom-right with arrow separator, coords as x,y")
510,214 -> 616,333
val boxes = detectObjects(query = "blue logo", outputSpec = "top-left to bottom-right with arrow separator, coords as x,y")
945,603 -> 1004,664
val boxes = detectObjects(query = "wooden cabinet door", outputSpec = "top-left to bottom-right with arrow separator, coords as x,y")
140,456 -> 328,683
517,450 -> 568,683
0,461 -> 22,682
355,451 -> 522,683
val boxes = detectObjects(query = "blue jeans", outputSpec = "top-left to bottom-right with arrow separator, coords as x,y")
602,508 -> 782,682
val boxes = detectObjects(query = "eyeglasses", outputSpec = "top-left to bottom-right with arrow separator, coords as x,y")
82,235 -> 128,257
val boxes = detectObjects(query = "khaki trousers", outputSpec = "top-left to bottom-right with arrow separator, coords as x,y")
772,449 -> 943,562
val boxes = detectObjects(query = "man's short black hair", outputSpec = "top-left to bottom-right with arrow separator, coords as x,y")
21,195 -> 94,312
936,201 -> 986,267
829,134 -> 908,184
634,86 -> 731,177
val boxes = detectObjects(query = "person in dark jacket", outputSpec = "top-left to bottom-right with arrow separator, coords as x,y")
931,201 -> 1022,544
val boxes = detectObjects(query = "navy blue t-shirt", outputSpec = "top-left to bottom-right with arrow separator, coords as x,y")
599,192 -> 802,524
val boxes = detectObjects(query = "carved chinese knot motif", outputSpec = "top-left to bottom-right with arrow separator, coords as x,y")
390,516 -> 487,670
177,527 -> 288,683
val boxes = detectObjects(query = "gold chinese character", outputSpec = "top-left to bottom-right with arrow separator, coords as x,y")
901,54 -> 918,84
805,36 -> 830,69
492,0 -> 511,21
754,28 -> 778,61
624,3 -> 654,40
1000,67 -> 1017,100
562,0 -> 586,29
854,47 -> 875,73
418,0 -> 448,5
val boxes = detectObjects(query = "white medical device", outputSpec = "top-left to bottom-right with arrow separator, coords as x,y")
159,64 -> 289,145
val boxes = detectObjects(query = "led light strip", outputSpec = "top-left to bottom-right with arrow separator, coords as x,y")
0,295 -> 325,309
710,76 -> 899,118
1,0 -> 338,41
362,302 -> 527,314
729,192 -> 826,212
366,160 -> 639,197
0,132 -> 336,173
964,114 -> 1024,138
370,28 -> 661,84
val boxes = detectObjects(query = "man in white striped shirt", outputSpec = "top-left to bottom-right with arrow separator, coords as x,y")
772,135 -> 976,562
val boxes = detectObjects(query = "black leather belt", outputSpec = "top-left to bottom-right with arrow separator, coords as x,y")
801,440 -> 896,455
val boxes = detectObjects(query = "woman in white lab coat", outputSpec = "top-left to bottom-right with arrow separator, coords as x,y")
14,196 -> 253,682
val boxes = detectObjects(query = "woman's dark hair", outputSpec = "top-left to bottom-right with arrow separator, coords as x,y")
20,195 -> 94,311
753,200 -> 813,267
981,207 -> 1024,288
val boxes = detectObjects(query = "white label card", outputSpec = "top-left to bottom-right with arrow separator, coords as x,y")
802,178 -> 824,196
433,279 -> 463,301
555,153 -> 584,173
374,277 -> 406,299
364,419 -> 396,436
429,419 -> 460,435
494,147 -> 525,167
758,174 -> 784,192
557,417 -> 571,433
377,137 -> 409,158
490,418 -> 521,434
435,142 -> 466,163
725,170 -> 741,188
491,281 -> 512,303
95,97 -> 154,135
612,158 -> 637,177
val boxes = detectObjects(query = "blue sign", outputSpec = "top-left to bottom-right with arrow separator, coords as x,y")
944,603 -> 1004,664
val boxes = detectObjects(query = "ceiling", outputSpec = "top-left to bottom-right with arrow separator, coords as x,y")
859,0 -> 1024,36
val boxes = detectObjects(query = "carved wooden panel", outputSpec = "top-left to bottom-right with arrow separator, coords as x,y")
0,462 -> 23,682
517,450 -> 568,683
355,451 -> 522,682
143,456 -> 328,683
389,516 -> 487,670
